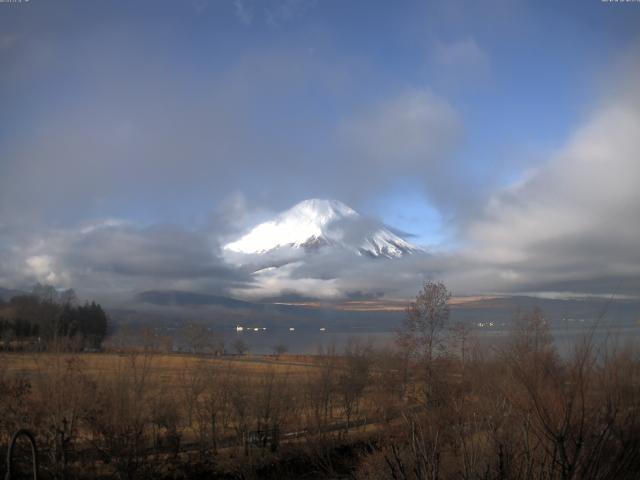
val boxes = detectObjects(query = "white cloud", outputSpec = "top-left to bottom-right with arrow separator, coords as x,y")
233,0 -> 253,26
464,77 -> 640,295
232,261 -> 342,300
221,65 -> 640,300
0,221 -> 253,300
264,0 -> 316,27
434,37 -> 490,75
4,76 -> 640,300
25,255 -> 60,284
341,88 -> 460,169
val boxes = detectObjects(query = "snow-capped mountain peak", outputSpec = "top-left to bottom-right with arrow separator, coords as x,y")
224,198 -> 418,258
285,198 -> 358,227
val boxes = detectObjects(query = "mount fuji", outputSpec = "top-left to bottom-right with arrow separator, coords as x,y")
224,199 -> 419,259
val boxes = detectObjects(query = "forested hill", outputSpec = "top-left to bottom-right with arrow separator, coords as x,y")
0,286 -> 108,350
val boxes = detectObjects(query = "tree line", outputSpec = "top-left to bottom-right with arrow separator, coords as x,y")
0,284 -> 108,350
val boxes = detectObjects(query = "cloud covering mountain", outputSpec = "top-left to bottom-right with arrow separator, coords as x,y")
224,199 -> 418,258
1,2 -> 639,303
2,61 -> 640,302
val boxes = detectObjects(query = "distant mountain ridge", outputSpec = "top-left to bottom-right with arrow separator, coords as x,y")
224,198 -> 419,259
135,290 -> 255,308
0,287 -> 27,301
126,290 -> 640,333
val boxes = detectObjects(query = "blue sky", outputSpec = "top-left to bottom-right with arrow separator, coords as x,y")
1,0 -> 640,299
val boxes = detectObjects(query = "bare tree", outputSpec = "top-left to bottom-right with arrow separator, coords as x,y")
369,414 -> 442,480
197,362 -> 234,454
338,338 -> 372,431
397,280 -> 451,363
252,367 -> 293,452
374,347 -> 411,420
397,280 -> 451,403
306,344 -> 338,435
272,343 -> 288,358
229,371 -> 253,455
232,337 -> 249,356
87,351 -> 155,480
450,321 -> 474,375
32,352 -> 94,479
178,360 -> 205,432
183,323 -> 216,355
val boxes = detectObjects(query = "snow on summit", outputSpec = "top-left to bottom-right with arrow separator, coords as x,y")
224,199 -> 418,258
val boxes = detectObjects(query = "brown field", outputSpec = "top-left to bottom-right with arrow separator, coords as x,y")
0,350 -> 332,446
3,312 -> 640,479
0,351 -> 318,379
0,348 -> 388,478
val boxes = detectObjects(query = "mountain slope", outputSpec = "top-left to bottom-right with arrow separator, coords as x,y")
0,287 -> 28,301
135,290 -> 256,308
224,198 -> 418,258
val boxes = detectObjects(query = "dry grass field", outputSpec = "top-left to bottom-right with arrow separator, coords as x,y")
3,311 -> 640,479
0,350 -> 335,444
0,347 -> 386,478
0,351 -> 318,381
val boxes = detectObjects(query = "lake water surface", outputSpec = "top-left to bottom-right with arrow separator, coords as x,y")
221,323 -> 640,357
